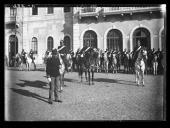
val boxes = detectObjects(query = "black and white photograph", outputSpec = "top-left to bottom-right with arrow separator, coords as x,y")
4,4 -> 166,121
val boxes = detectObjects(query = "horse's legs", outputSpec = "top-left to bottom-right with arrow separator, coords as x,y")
33,62 -> 36,71
141,71 -> 145,86
135,71 -> 139,86
88,69 -> 90,85
60,74 -> 64,91
153,63 -> 155,75
156,62 -> 158,75
92,69 -> 94,85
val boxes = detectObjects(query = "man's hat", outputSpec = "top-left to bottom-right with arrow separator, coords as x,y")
52,48 -> 58,55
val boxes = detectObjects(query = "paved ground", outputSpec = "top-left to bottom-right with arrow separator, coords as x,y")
5,67 -> 165,121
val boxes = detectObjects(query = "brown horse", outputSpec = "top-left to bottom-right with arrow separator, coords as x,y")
83,48 -> 98,85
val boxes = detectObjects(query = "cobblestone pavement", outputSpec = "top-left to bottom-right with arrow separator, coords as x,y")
5,68 -> 165,121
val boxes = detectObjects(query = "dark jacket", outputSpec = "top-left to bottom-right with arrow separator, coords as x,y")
46,56 -> 61,77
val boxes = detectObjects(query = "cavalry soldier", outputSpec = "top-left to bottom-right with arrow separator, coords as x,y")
79,40 -> 92,56
29,49 -> 34,60
21,49 -> 26,63
58,40 -> 69,71
46,48 -> 62,104
29,49 -> 36,70
133,40 -> 142,62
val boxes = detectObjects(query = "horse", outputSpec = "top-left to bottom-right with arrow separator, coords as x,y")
124,52 -> 130,73
116,52 -> 121,72
42,51 -> 50,71
152,53 -> 158,75
58,53 -> 66,92
146,51 -> 154,74
129,52 -> 134,74
83,48 -> 98,85
76,52 -> 87,82
66,53 -> 73,72
96,49 -> 102,73
25,53 -> 36,71
135,48 -> 147,86
112,52 -> 118,73
14,53 -> 29,71
103,51 -> 109,73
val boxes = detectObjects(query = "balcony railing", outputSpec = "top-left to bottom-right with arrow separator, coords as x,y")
79,7 -> 99,18
80,7 -> 97,13
10,16 -> 16,22
103,7 -> 161,15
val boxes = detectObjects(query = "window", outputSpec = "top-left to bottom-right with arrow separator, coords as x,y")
31,37 -> 38,54
10,7 -> 16,16
83,30 -> 97,48
133,28 -> 150,49
107,29 -> 123,51
47,7 -> 53,14
64,36 -> 71,51
47,37 -> 53,51
32,6 -> 38,15
64,7 -> 71,12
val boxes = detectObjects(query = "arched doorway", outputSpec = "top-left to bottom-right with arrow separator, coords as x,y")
83,30 -> 97,48
64,36 -> 71,51
47,36 -> 53,51
9,35 -> 18,67
107,29 -> 123,51
133,28 -> 151,50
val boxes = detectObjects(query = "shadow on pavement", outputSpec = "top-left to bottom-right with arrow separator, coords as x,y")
10,88 -> 49,103
94,78 -> 117,83
94,78 -> 137,86
16,80 -> 48,90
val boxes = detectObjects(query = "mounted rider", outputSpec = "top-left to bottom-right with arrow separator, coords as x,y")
133,40 -> 142,62
57,40 -> 69,71
79,41 -> 93,57
21,49 -> 26,63
29,49 -> 34,61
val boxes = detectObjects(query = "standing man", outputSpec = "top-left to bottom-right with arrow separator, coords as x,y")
46,49 -> 62,104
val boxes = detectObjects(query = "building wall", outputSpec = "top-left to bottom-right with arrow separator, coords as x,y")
5,6 -> 165,65
73,10 -> 164,52
5,7 -> 66,64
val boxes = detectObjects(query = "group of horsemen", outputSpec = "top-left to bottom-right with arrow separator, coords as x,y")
44,40 -> 164,75
15,39 -> 163,75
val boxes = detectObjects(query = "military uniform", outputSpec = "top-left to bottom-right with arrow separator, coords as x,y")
21,50 -> 26,63
58,45 -> 68,71
133,45 -> 142,62
79,46 -> 92,55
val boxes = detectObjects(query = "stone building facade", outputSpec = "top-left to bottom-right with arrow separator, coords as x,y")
5,5 -> 165,65
73,6 -> 165,53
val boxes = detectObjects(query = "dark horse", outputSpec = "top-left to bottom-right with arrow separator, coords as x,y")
77,48 -> 98,85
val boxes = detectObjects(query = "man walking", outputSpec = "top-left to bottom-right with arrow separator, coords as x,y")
46,49 -> 62,104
